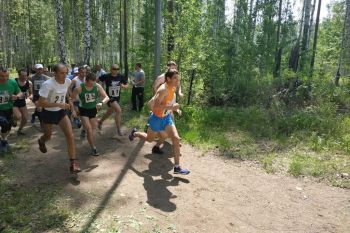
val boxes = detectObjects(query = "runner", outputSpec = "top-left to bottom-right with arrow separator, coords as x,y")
68,66 -> 86,137
0,67 -> 23,153
129,69 -> 190,175
30,64 -> 49,126
98,64 -> 128,137
71,73 -> 109,156
13,68 -> 33,135
148,61 -> 183,153
37,63 -> 80,174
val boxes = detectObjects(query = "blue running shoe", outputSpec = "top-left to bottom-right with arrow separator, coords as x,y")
174,166 -> 190,175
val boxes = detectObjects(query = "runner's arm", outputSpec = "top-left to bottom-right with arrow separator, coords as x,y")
37,96 -> 70,109
28,81 -> 33,99
11,82 -> 24,100
70,85 -> 82,100
67,79 -> 76,97
68,91 -> 77,117
121,75 -> 128,88
177,82 -> 184,98
96,83 -> 109,105
38,82 -> 70,109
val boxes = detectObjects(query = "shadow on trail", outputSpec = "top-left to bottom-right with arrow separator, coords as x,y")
129,141 -> 190,212
80,140 -> 144,233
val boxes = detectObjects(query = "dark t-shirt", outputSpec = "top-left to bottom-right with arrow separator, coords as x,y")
99,73 -> 127,98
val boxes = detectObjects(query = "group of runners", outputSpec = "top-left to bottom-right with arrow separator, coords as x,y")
0,61 -> 190,176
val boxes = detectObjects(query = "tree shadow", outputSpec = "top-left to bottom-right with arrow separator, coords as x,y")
79,140 -> 144,233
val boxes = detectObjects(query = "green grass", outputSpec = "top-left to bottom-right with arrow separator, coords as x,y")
174,105 -> 350,188
0,179 -> 70,232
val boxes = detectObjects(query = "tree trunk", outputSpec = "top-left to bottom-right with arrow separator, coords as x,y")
167,0 -> 175,60
27,0 -> 33,66
119,0 -> 123,68
71,0 -> 79,63
154,0 -> 161,78
83,0 -> 91,65
309,0 -> 322,77
124,0 -> 128,78
335,0 -> 350,85
308,0 -> 317,48
347,0 -> 350,61
289,0 -> 306,71
54,0 -> 67,64
300,0 -> 312,71
274,0 -> 283,78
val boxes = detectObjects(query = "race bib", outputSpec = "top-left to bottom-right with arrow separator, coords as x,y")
0,94 -> 10,105
109,86 -> 120,97
34,80 -> 45,90
51,94 -> 65,104
84,93 -> 96,103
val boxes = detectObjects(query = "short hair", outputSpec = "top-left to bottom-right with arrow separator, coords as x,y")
0,67 -> 8,73
18,68 -> 28,75
85,72 -> 96,82
52,63 -> 67,72
78,66 -> 86,72
111,64 -> 120,70
166,61 -> 177,67
165,68 -> 179,80
136,63 -> 142,68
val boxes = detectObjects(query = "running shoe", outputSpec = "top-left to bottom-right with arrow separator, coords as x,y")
174,166 -> 190,175
92,148 -> 100,156
1,140 -> 10,153
128,128 -> 138,141
97,120 -> 103,130
80,129 -> 86,139
69,160 -> 81,174
38,138 -> 47,153
31,114 -> 35,124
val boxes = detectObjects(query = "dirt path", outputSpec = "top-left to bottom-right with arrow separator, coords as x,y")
6,105 -> 350,233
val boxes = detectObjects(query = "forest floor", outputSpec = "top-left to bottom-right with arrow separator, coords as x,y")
0,102 -> 350,233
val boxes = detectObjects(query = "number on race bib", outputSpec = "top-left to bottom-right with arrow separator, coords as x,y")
85,93 -> 96,103
54,95 -> 65,103
109,86 -> 120,97
0,95 -> 9,105
34,80 -> 44,90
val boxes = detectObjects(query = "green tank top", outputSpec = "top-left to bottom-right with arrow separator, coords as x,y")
79,83 -> 98,109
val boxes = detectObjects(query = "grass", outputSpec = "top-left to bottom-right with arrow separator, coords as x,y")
174,105 -> 350,188
0,156 -> 70,232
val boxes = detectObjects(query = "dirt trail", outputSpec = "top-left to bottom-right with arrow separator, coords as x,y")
7,104 -> 350,233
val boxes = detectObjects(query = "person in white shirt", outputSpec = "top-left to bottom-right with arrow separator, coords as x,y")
95,64 -> 106,80
37,63 -> 80,174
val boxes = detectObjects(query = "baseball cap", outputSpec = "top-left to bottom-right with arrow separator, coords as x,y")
34,64 -> 44,69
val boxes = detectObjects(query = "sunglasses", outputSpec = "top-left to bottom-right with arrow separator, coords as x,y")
111,68 -> 119,70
